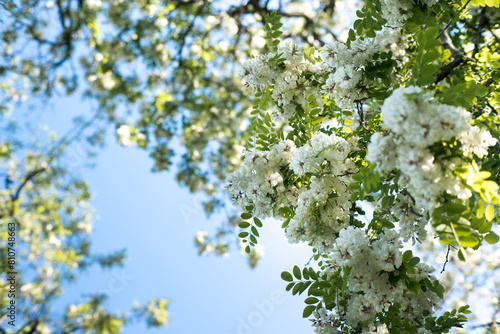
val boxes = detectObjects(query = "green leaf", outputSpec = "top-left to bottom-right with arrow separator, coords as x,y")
343,110 -> 354,117
303,305 -> 316,318
475,84 -> 488,96
381,220 -> 395,229
292,282 -> 303,295
459,234 -> 480,248
315,281 -> 329,289
381,195 -> 394,209
476,200 -> 485,219
422,51 -> 439,63
444,202 -> 468,215
457,248 -> 466,261
469,0 -> 500,7
408,281 -> 421,294
238,221 -> 250,228
304,297 -> 319,304
403,250 -> 413,262
281,271 -> 294,282
293,265 -> 302,279
272,23 -> 283,30
271,31 -> 283,38
484,231 -> 500,244
458,305 -> 470,313
348,182 -> 360,190
348,29 -> 356,41
302,267 -> 310,280
485,204 -> 495,222
307,46 -> 315,57
241,212 -> 252,219
408,257 -> 420,266
299,282 -> 312,296
419,74 -> 435,86
439,232 -> 456,245
254,217 -> 263,227
238,232 -> 249,238
308,268 -> 318,280
478,220 -> 492,234
308,288 -> 323,296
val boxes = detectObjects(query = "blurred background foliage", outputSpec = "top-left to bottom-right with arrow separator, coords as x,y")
1,0 -> 500,332
0,0 -> 355,332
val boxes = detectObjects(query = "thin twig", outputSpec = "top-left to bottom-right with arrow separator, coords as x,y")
436,0 -> 472,39
356,101 -> 370,135
441,245 -> 451,273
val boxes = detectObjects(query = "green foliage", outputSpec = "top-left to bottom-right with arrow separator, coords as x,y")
3,0 -> 500,332
350,0 -> 386,40
238,206 -> 263,253
264,12 -> 283,52
0,130 -> 170,332
245,0 -> 500,332
0,1 -> 344,330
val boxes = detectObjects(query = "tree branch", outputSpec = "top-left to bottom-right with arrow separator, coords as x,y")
436,0 -> 472,40
11,167 -> 47,203
435,31 -> 469,84
356,101 -> 370,135
441,245 -> 451,273
473,8 -> 487,57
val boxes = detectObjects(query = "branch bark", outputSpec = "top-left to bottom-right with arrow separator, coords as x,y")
435,31 -> 469,84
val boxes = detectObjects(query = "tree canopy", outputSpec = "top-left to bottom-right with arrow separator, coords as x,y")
0,0 -> 347,332
1,0 -> 500,333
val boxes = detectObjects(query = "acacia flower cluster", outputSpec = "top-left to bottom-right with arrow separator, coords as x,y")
240,41 -> 327,122
380,0 -> 437,27
226,132 -> 358,252
314,227 -> 440,333
320,28 -> 407,109
367,86 -> 496,210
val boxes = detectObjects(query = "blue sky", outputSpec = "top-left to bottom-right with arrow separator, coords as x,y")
27,94 -> 315,333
